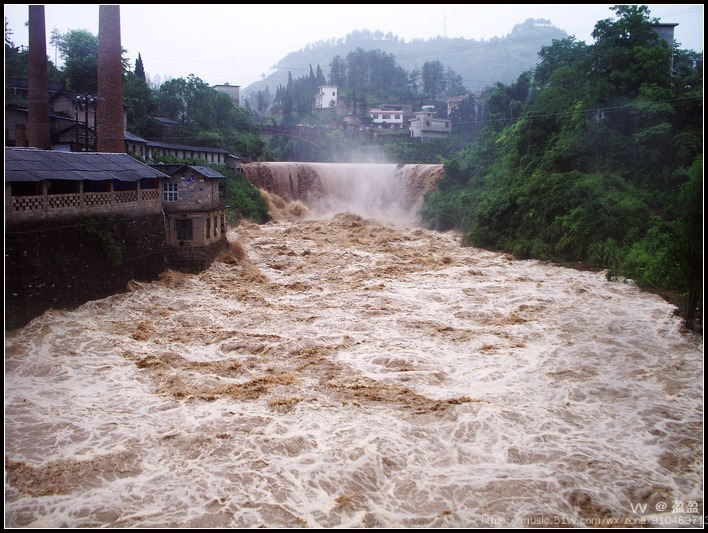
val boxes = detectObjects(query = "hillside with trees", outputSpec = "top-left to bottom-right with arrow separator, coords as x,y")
419,5 -> 703,330
252,47 -> 478,163
242,20 -> 567,102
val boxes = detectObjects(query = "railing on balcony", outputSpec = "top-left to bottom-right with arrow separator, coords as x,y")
8,186 -> 162,223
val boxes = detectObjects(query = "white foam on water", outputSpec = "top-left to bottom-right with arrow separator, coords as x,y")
5,167 -> 703,528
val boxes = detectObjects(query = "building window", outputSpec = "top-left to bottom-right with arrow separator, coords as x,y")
175,219 -> 193,240
395,115 -> 400,119
220,214 -> 226,233
213,216 -> 218,237
206,217 -> 211,239
163,182 -> 178,202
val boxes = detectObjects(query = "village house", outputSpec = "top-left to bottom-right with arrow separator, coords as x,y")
150,116 -> 182,143
368,104 -> 412,129
213,82 -> 241,108
409,105 -> 452,141
149,163 -> 229,272
314,85 -> 338,110
5,79 -> 128,151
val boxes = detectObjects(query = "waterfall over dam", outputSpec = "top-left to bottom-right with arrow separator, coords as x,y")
242,162 -> 444,224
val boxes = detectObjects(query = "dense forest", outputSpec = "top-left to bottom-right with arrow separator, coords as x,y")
4,6 -> 703,330
421,5 -> 703,330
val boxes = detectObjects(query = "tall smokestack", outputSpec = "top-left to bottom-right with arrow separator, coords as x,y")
27,5 -> 51,149
96,5 -> 124,153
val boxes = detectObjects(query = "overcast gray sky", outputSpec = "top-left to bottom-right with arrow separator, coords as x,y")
4,4 -> 704,90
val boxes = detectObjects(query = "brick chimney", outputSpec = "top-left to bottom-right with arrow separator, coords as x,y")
27,5 -> 51,149
96,5 -> 124,153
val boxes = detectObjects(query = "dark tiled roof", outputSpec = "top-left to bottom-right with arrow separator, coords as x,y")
146,140 -> 230,154
124,131 -> 240,159
149,163 -> 226,179
148,163 -> 183,176
5,147 -> 170,182
124,131 -> 148,143
6,105 -> 87,122
190,165 -> 226,178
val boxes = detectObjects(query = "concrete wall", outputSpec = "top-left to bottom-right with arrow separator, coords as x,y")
5,213 -> 166,330
167,237 -> 228,274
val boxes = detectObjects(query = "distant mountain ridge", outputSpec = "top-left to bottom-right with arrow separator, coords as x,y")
242,19 -> 568,101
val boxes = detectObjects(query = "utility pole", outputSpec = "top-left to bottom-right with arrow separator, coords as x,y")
75,95 -> 97,151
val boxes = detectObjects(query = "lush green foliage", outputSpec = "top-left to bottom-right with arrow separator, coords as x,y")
421,5 -> 703,330
56,29 -> 99,94
5,18 -> 61,104
152,74 -> 275,161
210,164 -> 270,225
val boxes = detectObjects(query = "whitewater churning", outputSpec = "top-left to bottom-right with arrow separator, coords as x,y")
241,162 -> 444,224
4,163 -> 703,528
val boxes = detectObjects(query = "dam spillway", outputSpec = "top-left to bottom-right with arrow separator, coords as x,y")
241,162 -> 444,225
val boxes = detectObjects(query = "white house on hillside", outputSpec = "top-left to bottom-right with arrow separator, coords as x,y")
315,85 -> 338,109
369,104 -> 412,129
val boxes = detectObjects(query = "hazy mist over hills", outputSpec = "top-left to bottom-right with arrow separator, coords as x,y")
241,19 -> 568,100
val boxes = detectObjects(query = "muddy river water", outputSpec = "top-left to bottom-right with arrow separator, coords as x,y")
4,163 -> 703,527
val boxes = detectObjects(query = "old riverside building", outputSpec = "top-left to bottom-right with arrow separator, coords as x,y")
409,105 -> 452,141
6,148 -> 166,328
5,148 -> 230,328
4,7 -> 240,328
149,163 -> 229,272
5,147 -> 228,327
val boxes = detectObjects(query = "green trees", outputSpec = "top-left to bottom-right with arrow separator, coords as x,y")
153,74 -> 272,160
210,164 -> 270,225
421,5 -> 703,330
123,58 -> 155,138
5,16 -> 61,102
56,29 -> 99,94
5,18 -> 273,161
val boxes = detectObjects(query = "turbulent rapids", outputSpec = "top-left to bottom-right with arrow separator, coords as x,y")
4,163 -> 704,528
